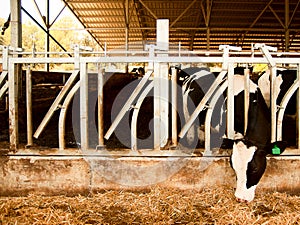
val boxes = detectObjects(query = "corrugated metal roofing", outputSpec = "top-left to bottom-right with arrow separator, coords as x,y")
63,0 -> 300,52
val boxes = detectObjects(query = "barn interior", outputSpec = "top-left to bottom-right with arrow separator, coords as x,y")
1,0 -> 300,195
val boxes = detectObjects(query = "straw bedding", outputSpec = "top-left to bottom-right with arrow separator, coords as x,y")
0,186 -> 299,225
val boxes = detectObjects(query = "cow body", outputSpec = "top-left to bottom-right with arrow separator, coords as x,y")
180,67 -> 286,202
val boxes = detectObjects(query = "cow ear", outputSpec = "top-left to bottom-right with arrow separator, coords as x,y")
266,141 -> 287,155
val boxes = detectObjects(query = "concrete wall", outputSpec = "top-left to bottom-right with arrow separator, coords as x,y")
0,155 -> 300,196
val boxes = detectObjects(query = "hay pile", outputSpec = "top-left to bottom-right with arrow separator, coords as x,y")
1,186 -> 299,224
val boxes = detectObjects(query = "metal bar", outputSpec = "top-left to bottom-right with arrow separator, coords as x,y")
155,19 -> 169,149
0,71 -> 8,86
0,82 -> 8,99
32,0 -> 46,26
58,81 -> 80,150
285,0 -> 290,51
170,0 -> 197,27
179,45 -> 242,138
33,70 -> 79,138
8,55 -> 300,65
244,68 -> 250,135
270,66 -> 277,142
269,6 -> 285,28
2,46 -> 9,71
153,62 -> 161,150
138,0 -> 158,20
80,62 -> 88,150
179,70 -> 227,138
131,82 -> 154,151
50,5 -> 66,28
205,80 -> 228,154
124,0 -> 129,73
255,44 -> 278,142
9,0 -> 22,149
288,0 -> 300,28
171,67 -> 178,147
249,0 -> 274,29
104,70 -> 153,140
227,63 -> 235,139
298,64 -> 300,149
21,6 -> 72,57
61,1 -> 104,50
45,0 -> 50,71
10,0 -> 22,49
8,61 -> 18,150
26,66 -> 33,147
277,79 -> 298,141
97,67 -> 105,147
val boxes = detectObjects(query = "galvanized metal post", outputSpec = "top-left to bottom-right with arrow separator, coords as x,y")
8,59 -> 18,150
97,67 -> 105,149
124,0 -> 129,73
154,19 -> 169,150
243,68 -> 250,135
227,62 -> 235,139
255,44 -> 277,142
297,64 -> 300,149
26,66 -> 33,147
171,67 -> 178,147
9,0 -> 22,150
45,0 -> 50,72
80,61 -> 89,150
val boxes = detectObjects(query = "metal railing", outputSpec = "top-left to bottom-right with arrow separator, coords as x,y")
0,43 -> 300,154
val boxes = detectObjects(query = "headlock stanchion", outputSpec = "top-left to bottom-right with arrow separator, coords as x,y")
178,45 -> 242,139
255,44 -> 278,143
1,42 -> 300,152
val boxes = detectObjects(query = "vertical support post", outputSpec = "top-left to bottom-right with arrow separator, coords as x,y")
9,0 -> 22,150
80,62 -> 89,150
227,62 -> 235,139
154,19 -> 169,149
171,67 -> 178,147
3,46 -> 9,112
97,66 -> 105,148
270,65 -> 277,142
297,64 -> 300,149
125,0 -> 129,73
244,68 -> 250,135
285,0 -> 290,52
206,28 -> 210,51
8,60 -> 18,150
45,0 -> 50,72
10,0 -> 22,49
26,66 -> 33,147
255,44 -> 277,142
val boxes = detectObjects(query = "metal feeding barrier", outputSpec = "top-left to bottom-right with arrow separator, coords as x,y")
1,18 -> 300,153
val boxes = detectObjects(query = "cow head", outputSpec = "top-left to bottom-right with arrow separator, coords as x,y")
231,140 -> 286,202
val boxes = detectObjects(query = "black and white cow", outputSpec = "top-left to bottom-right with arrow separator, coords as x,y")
180,67 -> 287,202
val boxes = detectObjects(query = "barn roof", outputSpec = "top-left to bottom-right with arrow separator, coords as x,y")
62,0 -> 300,52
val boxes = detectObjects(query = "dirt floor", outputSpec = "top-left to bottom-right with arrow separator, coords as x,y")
0,186 -> 299,225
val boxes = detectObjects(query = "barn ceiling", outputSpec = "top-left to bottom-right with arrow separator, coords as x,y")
63,0 -> 300,52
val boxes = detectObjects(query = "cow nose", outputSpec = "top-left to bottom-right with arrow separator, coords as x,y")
236,198 -> 248,203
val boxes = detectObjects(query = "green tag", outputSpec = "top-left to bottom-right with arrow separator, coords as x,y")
272,144 -> 281,155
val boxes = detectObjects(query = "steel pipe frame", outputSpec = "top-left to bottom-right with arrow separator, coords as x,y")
4,46 -> 300,151
131,82 -> 154,151
58,81 -> 80,150
26,66 -> 33,147
277,64 -> 300,148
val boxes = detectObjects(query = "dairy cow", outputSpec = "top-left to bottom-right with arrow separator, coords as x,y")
180,67 -> 287,202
